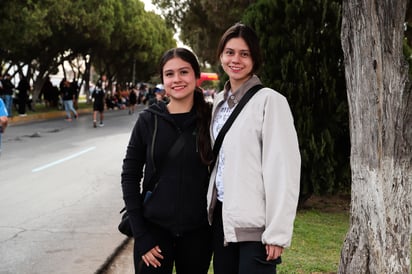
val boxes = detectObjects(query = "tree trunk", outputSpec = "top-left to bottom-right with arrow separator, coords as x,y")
339,0 -> 412,273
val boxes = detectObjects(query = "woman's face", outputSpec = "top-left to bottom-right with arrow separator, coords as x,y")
162,57 -> 196,101
220,37 -> 254,89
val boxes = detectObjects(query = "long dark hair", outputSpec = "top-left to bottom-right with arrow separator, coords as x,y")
159,48 -> 213,165
216,22 -> 262,74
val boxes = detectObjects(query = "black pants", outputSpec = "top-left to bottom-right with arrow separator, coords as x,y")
18,96 -> 26,114
134,224 -> 212,274
212,201 -> 281,274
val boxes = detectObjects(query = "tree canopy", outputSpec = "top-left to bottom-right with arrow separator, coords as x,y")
0,0 -> 176,95
152,0 -> 254,65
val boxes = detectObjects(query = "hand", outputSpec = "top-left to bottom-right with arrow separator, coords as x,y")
142,245 -> 163,268
0,117 -> 8,130
265,244 -> 283,261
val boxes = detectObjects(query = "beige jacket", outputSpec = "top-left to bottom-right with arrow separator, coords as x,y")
207,75 -> 301,247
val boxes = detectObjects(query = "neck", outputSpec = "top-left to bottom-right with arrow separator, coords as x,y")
167,97 -> 193,114
230,75 -> 252,94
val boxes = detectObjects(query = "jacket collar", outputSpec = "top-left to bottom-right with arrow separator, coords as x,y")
223,75 -> 262,108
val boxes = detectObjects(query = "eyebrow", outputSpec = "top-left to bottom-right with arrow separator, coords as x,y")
224,47 -> 250,53
164,66 -> 191,73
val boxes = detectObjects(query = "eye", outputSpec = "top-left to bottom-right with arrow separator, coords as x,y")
164,71 -> 173,78
180,69 -> 189,75
224,49 -> 234,56
240,51 -> 250,58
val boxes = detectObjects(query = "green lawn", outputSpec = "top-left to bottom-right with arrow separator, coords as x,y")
277,210 -> 349,274
177,209 -> 350,274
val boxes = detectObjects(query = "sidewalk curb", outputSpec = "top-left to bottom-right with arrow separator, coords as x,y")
94,237 -> 132,274
9,108 -> 93,125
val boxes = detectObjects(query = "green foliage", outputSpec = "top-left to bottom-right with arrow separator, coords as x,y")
153,0 -> 256,65
0,0 -> 176,87
0,1 -> 51,62
93,1 -> 176,82
243,0 -> 351,198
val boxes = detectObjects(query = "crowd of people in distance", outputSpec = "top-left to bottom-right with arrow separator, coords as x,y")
0,71 -> 218,137
0,70 -> 215,120
102,82 -> 169,112
0,74 -> 81,118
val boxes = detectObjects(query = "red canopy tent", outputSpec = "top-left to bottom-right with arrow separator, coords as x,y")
197,72 -> 219,86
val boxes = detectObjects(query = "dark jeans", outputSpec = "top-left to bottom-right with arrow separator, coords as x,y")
18,96 -> 26,114
135,224 -> 212,274
212,201 -> 281,274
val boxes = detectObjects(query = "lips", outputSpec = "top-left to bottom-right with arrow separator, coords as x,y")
229,65 -> 242,72
172,85 -> 186,91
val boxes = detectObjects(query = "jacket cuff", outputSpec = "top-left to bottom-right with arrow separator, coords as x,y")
134,232 -> 156,256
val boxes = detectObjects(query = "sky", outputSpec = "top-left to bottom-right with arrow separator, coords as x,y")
141,0 -> 158,13
141,0 -> 184,47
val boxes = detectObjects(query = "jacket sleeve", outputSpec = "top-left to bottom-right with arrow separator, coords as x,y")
261,92 -> 301,247
121,114 -> 156,255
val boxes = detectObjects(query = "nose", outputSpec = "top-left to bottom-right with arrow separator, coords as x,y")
172,73 -> 182,82
231,53 -> 241,63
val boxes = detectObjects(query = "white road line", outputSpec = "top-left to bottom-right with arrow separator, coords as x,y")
32,146 -> 96,173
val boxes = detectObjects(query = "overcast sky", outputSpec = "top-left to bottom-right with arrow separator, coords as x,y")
142,0 -> 158,13
141,0 -> 185,47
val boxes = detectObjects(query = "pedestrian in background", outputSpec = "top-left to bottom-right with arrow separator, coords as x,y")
121,47 -> 213,274
39,76 -> 54,109
128,84 -> 137,115
148,84 -> 168,106
207,22 -> 301,274
137,83 -> 147,105
70,78 -> 80,109
17,77 -> 30,116
61,78 -> 78,121
91,78 -> 105,127
1,74 -> 15,117
0,98 -> 8,154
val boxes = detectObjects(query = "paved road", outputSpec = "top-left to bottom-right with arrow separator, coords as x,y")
0,107 -> 143,274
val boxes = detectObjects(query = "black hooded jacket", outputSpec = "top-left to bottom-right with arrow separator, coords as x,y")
121,101 -> 210,255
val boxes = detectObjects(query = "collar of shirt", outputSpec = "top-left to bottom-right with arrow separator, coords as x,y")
223,75 -> 262,109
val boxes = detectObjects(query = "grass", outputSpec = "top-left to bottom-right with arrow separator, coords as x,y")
277,210 -> 349,274
206,210 -> 349,274
189,209 -> 350,274
200,208 -> 411,274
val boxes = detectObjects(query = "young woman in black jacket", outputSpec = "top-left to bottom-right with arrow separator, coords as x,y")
121,48 -> 213,274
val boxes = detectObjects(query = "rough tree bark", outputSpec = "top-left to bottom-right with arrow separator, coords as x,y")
339,0 -> 412,273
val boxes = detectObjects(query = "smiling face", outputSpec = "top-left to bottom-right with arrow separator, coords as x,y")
220,37 -> 254,92
162,57 -> 197,102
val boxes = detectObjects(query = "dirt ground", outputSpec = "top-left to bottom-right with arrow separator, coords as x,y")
300,194 -> 351,213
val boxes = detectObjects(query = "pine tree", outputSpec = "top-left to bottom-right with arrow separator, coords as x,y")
244,0 -> 350,202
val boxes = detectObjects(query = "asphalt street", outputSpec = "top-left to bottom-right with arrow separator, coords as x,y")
0,106 -> 144,274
